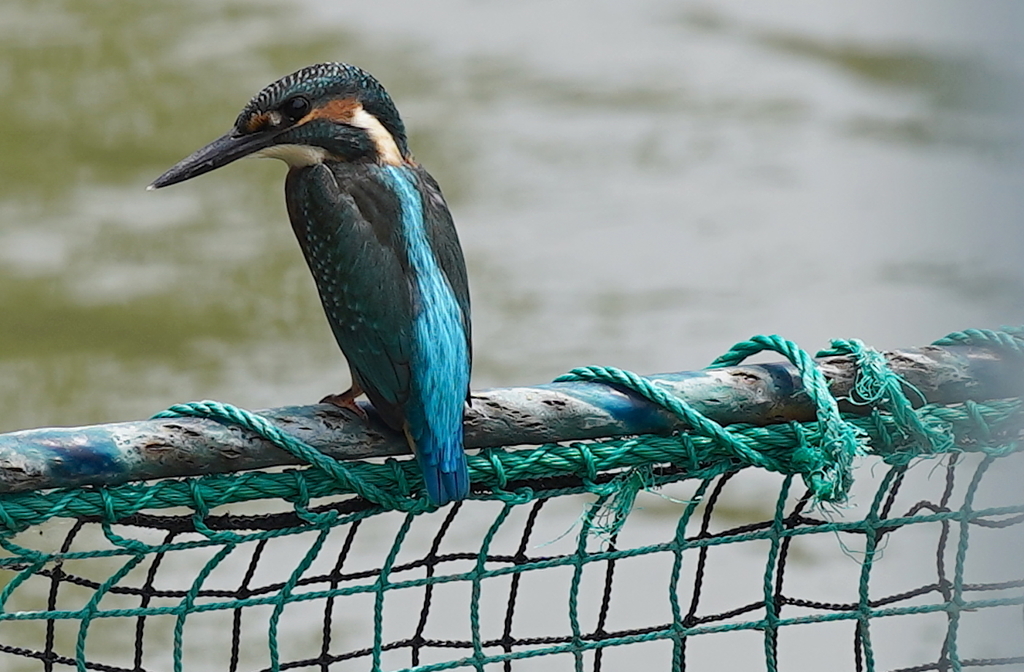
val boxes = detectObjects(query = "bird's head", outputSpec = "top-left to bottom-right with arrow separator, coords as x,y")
150,62 -> 409,189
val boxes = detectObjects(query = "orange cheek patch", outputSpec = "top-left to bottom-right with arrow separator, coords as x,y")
302,97 -> 360,124
290,98 -> 405,165
244,112 -> 272,133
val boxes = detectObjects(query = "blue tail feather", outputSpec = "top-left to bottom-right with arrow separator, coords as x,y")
418,436 -> 470,505
410,384 -> 470,506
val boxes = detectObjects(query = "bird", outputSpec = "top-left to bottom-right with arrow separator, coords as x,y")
149,63 -> 472,506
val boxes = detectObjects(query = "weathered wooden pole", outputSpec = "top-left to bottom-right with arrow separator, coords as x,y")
0,343 -> 1020,493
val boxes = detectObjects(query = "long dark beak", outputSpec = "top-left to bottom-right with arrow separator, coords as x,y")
148,130 -> 277,190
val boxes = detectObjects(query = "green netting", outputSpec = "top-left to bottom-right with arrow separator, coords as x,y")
1,329 -> 1022,671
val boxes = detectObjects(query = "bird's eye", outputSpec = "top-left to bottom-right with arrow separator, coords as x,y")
280,96 -> 311,122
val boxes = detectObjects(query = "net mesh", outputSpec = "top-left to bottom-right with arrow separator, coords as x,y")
1,330 -> 1023,671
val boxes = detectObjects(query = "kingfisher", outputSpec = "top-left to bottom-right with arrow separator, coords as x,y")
149,63 -> 472,505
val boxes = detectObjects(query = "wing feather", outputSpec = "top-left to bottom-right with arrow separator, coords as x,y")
413,167 -> 473,385
285,163 -> 416,427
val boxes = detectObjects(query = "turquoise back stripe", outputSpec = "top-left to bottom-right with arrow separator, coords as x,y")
381,165 -> 469,470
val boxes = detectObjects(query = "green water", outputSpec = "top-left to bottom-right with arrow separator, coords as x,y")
1,2 -> 1023,669
0,1 -> 432,429
2,0 -> 1023,434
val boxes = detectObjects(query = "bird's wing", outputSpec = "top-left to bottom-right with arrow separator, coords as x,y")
285,163 -> 416,425
413,167 -> 473,377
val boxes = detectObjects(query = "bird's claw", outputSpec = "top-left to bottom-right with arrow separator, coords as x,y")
321,390 -> 369,422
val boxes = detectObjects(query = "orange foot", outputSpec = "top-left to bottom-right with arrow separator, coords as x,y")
321,384 -> 368,422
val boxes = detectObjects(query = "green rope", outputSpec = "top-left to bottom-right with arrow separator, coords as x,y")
3,329 -> 989,532
762,474 -> 794,672
819,338 -> 952,455
1,327 -> 1022,672
932,326 -> 1024,356
556,334 -> 865,504
0,396 -> 1018,535
153,400 -> 426,512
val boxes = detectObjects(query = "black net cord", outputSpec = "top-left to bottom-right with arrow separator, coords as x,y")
766,490 -> 814,659
853,464 -> 906,671
43,519 -> 85,672
6,449 -> 1023,672
318,520 -> 361,672
678,471 -> 737,672
230,537 -> 270,672
133,529 -> 178,672
501,498 -> 548,672
410,503 -> 462,667
935,457 -> 960,672
591,532 -> 620,672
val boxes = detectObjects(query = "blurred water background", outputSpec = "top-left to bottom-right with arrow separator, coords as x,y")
1,1 -> 1023,670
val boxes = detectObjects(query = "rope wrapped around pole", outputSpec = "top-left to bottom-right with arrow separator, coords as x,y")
1,335 -> 1021,494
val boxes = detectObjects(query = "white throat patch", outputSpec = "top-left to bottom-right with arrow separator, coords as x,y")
252,144 -> 330,167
